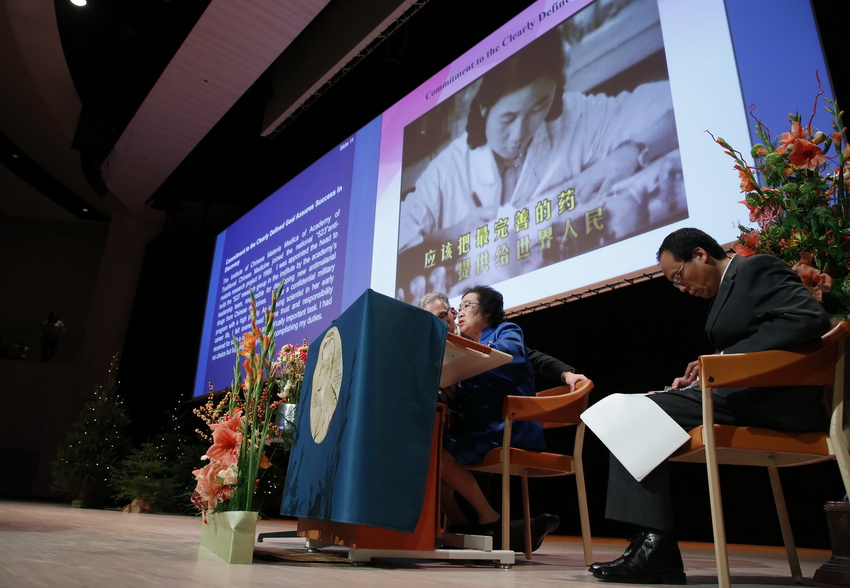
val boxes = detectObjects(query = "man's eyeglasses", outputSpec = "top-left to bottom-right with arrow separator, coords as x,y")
436,310 -> 449,320
672,262 -> 686,288
460,300 -> 480,310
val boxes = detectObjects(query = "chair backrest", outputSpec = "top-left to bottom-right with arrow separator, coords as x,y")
503,379 -> 593,428
699,321 -> 849,390
697,321 -> 848,466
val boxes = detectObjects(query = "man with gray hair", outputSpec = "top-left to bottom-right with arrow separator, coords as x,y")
419,291 -> 461,336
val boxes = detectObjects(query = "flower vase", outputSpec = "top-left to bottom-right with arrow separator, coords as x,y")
199,511 -> 259,564
814,502 -> 850,586
280,403 -> 297,431
814,330 -> 850,586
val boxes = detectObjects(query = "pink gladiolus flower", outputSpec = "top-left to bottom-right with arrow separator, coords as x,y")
788,139 -> 826,170
779,121 -> 805,148
259,453 -> 271,469
792,254 -> 833,302
237,332 -> 256,359
737,167 -> 756,192
739,200 -> 762,223
732,230 -> 759,257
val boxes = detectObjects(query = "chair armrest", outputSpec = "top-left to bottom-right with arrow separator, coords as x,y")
699,344 -> 838,389
503,386 -> 591,424
699,321 -> 848,389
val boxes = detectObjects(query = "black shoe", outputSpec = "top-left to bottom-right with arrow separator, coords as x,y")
530,512 -> 560,552
507,512 -> 560,552
589,531 -> 645,572
590,531 -> 685,584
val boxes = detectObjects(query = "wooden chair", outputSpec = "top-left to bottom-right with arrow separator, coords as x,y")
465,379 -> 594,563
669,320 -> 850,587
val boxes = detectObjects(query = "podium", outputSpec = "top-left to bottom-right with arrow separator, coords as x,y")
279,290 -> 514,565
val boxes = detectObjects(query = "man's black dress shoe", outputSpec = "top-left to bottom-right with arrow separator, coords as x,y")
589,531 -> 645,572
590,531 -> 685,584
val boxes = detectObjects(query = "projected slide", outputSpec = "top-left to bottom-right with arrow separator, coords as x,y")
369,0 -> 834,310
394,0 -> 685,303
193,120 -> 380,396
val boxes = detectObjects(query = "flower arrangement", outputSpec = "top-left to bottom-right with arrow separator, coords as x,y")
712,83 -> 850,318
274,340 -> 309,405
271,339 -> 308,450
191,280 -> 287,520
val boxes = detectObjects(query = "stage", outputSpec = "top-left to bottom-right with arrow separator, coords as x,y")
0,500 -> 835,586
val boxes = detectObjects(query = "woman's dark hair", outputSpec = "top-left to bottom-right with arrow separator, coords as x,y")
656,228 -> 727,262
463,285 -> 505,327
466,28 -> 567,149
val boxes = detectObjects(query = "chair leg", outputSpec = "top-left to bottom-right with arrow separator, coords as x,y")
521,476 -> 532,559
767,465 -> 802,582
575,422 -> 593,566
501,451 -> 511,551
703,420 -> 731,588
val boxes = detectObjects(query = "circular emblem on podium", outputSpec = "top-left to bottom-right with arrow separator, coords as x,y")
310,326 -> 343,443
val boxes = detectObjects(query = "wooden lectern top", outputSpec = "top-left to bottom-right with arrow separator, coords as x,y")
439,332 -> 512,388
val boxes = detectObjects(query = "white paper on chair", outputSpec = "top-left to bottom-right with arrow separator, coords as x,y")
580,393 -> 691,482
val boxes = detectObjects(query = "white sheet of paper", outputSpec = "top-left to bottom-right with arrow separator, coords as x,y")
581,393 -> 691,482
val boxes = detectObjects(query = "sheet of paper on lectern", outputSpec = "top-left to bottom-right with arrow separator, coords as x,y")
439,333 -> 512,388
581,393 -> 690,481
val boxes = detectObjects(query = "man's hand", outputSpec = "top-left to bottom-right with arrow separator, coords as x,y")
670,360 -> 700,389
562,371 -> 589,391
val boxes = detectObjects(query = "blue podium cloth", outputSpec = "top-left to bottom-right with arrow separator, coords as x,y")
280,289 -> 447,532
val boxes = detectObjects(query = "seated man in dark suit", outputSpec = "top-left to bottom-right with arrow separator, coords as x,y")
590,227 -> 831,584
